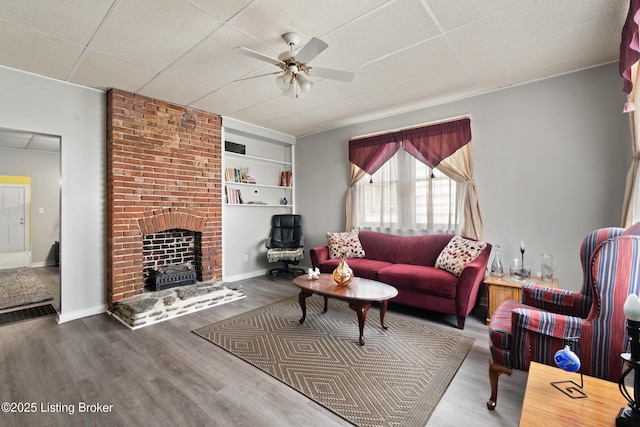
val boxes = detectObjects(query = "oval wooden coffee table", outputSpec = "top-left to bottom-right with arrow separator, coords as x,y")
291,273 -> 398,345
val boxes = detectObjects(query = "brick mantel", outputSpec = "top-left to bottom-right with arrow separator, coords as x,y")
106,89 -> 222,303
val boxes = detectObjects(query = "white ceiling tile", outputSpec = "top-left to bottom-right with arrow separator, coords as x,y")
350,35 -> 459,93
424,0 -> 523,30
28,135 -> 60,152
468,12 -> 624,91
318,0 -> 441,71
265,96 -> 379,131
0,134 -> 30,150
219,72 -> 283,104
229,103 -> 290,126
165,25 -> 272,90
70,50 -> 158,92
137,74 -> 211,106
91,0 -> 224,71
359,64 -> 477,111
0,130 -> 60,152
188,0 -> 253,21
228,0 -> 391,47
0,0 -> 114,45
447,0 -> 626,62
0,22 -> 83,80
189,91 -> 254,116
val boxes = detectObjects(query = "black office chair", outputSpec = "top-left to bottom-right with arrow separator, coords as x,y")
266,214 -> 305,280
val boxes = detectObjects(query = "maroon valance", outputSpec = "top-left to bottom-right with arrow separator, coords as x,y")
348,132 -> 401,176
349,117 -> 471,174
402,118 -> 471,168
620,0 -> 640,95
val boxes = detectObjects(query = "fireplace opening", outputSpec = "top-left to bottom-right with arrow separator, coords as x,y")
142,229 -> 200,291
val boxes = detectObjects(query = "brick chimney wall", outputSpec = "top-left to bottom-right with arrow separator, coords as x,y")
106,88 -> 222,303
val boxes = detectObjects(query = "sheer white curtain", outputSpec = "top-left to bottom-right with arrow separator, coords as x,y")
353,149 -> 462,236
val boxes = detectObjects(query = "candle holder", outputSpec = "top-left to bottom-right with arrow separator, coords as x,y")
509,258 -> 531,279
616,319 -> 640,427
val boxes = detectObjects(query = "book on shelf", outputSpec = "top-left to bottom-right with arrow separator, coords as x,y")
225,186 -> 244,204
279,170 -> 292,187
242,174 -> 256,184
226,167 -> 257,184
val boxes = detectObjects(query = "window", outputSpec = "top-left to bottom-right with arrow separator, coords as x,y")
354,148 -> 461,235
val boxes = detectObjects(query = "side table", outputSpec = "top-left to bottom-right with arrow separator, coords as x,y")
520,362 -> 629,426
484,275 -> 559,324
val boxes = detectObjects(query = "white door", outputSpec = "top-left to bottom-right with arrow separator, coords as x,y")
0,185 -> 30,268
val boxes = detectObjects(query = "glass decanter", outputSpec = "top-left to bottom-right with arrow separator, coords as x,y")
490,245 -> 504,277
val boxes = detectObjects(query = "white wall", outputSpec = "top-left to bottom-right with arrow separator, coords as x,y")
0,147 -> 60,266
0,66 -> 106,321
296,63 -> 631,290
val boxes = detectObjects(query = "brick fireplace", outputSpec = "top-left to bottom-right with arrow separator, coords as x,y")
106,89 -> 222,304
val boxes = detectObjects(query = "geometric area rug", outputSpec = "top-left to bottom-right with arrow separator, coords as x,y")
193,296 -> 474,427
0,267 -> 54,310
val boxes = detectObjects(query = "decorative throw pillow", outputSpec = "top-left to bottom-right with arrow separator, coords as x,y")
435,235 -> 487,276
326,230 -> 366,259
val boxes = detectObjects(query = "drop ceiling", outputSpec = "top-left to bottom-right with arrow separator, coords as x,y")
0,129 -> 60,152
0,0 -> 629,137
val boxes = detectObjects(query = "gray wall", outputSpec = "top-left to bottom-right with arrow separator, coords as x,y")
0,147 -> 60,266
296,63 -> 631,290
0,65 -> 106,322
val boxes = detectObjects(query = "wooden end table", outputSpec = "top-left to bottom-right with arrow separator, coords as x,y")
291,273 -> 398,346
520,362 -> 630,426
484,275 -> 559,323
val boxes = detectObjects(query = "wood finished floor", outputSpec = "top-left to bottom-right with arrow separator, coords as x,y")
0,275 -> 527,427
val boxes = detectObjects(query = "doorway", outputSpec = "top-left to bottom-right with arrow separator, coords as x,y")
0,128 -> 60,312
0,182 -> 31,268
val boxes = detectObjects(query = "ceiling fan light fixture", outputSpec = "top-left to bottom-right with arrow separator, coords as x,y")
296,74 -> 313,93
236,31 -> 351,100
275,74 -> 290,90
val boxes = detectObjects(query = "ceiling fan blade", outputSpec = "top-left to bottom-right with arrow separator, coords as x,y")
309,67 -> 354,82
235,47 -> 283,66
295,37 -> 328,64
234,71 -> 282,82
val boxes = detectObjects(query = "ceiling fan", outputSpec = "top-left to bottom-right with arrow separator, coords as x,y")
235,32 -> 354,98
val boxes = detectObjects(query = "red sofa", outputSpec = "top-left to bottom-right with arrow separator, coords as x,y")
310,230 -> 491,329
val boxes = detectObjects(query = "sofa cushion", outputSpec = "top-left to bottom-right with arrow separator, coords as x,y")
394,234 -> 454,266
435,235 -> 487,276
378,264 -> 458,299
326,230 -> 366,259
357,231 -> 401,263
317,258 -> 392,280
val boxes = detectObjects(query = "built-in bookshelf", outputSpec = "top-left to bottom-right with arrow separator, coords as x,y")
221,116 -> 297,282
223,151 -> 293,207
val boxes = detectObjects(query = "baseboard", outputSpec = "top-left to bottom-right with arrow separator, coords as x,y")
30,260 -> 57,268
223,269 -> 268,282
57,304 -> 107,324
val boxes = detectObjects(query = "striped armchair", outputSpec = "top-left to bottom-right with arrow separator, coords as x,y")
486,226 -> 640,410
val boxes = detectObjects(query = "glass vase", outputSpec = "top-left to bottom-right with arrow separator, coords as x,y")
332,252 -> 353,286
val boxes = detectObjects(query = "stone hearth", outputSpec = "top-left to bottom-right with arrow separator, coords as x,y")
110,281 -> 245,329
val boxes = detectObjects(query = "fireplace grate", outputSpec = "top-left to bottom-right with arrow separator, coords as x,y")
148,266 -> 197,291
